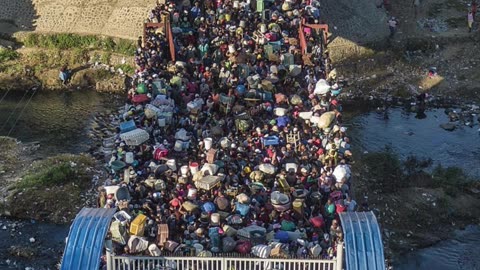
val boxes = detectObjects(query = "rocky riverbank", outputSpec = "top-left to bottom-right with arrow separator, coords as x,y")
0,137 -> 101,224
0,37 -> 132,93
351,131 -> 480,264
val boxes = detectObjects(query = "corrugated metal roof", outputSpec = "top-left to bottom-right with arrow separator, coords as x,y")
339,211 -> 385,270
61,207 -> 116,270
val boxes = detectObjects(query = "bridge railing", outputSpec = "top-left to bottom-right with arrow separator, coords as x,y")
106,242 -> 343,270
108,256 -> 338,270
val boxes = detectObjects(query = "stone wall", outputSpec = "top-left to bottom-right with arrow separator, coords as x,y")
0,0 -> 157,40
320,0 -> 390,61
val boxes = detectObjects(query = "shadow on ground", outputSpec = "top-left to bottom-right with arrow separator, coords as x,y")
0,0 -> 38,36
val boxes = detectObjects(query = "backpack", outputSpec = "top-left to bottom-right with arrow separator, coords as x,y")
154,148 -> 168,160
201,202 -> 216,213
281,220 -> 296,231
235,202 -> 250,217
235,240 -> 252,254
223,236 -> 237,252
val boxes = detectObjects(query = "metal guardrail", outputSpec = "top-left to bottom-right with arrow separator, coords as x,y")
106,242 -> 343,270
109,256 -> 338,270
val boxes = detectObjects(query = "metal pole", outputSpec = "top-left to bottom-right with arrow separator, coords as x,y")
336,241 -> 344,270
105,239 -> 113,270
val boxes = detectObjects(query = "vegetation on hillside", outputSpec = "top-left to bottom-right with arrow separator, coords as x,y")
16,154 -> 94,189
22,33 -> 136,56
0,48 -> 19,63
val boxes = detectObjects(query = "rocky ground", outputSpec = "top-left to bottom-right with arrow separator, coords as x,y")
0,137 -> 102,224
0,39 -> 132,93
329,0 -> 480,103
352,148 -> 480,264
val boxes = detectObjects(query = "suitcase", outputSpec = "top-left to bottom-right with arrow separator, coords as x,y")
195,175 -> 222,190
129,214 -> 147,236
157,224 -> 169,247
223,236 -> 236,252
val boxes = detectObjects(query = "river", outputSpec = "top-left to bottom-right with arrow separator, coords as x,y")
0,92 -> 479,269
0,89 -> 121,156
346,106 -> 480,177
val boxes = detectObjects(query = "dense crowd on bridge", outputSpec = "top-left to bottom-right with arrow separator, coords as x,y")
98,0 -> 357,264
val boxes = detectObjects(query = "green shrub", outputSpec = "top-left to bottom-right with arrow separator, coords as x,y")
431,165 -> 470,196
22,33 -> 136,56
115,39 -> 136,55
115,63 -> 135,74
92,69 -> 114,80
16,154 -> 94,189
17,163 -> 76,188
361,146 -> 405,192
23,34 -> 38,47
100,52 -> 112,65
102,37 -> 116,51
71,48 -> 89,65
403,155 -> 433,176
0,48 -> 19,63
28,51 -> 48,65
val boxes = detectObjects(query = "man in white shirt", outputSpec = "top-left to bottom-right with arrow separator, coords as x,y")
388,17 -> 399,37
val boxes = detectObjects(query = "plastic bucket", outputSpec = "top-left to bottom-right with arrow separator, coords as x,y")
211,213 -> 220,224
125,152 -> 134,164
220,137 -> 231,148
180,165 -> 189,176
189,162 -> 199,174
187,188 -> 197,199
166,159 -> 177,171
174,140 -> 183,152
228,44 -> 235,54
204,138 -> 213,150
158,118 -> 166,127
194,244 -> 204,255
285,163 -> 298,173
260,24 -> 267,33
293,199 -> 303,211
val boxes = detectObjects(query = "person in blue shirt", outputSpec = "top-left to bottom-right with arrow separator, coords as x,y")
190,2 -> 201,20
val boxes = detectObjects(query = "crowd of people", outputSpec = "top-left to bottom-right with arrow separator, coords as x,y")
98,0 -> 357,262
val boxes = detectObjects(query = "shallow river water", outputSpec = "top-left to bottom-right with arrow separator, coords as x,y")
0,89 -> 121,156
346,107 -> 480,177
0,92 -> 479,269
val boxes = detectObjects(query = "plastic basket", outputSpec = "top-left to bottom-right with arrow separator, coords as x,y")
110,160 -> 126,171
120,128 -> 150,146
